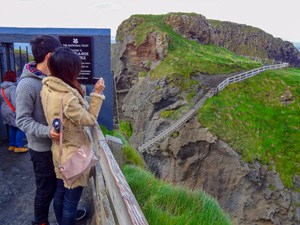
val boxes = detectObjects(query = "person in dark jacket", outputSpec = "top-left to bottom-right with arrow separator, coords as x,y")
0,70 -> 28,152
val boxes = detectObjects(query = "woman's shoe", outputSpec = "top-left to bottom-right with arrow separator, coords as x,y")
14,147 -> 29,153
8,146 -> 15,151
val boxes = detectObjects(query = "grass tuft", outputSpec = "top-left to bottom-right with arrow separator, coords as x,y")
123,165 -> 232,225
100,125 -> 146,168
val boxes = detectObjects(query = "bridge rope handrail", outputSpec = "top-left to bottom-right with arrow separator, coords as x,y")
138,63 -> 289,152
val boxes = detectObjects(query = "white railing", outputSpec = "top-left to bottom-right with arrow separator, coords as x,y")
138,63 -> 289,152
138,93 -> 209,152
217,63 -> 288,92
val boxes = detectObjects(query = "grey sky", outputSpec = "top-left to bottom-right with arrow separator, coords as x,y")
1,0 -> 299,42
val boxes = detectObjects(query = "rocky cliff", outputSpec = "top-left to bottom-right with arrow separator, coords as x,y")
112,13 -> 300,225
143,117 -> 300,225
164,13 -> 300,67
117,78 -> 300,224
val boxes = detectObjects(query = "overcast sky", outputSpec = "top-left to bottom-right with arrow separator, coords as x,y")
1,0 -> 299,42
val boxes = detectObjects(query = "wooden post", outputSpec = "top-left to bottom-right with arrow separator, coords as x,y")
106,135 -> 123,168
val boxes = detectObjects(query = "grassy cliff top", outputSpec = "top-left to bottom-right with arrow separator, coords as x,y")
198,68 -> 300,188
118,14 -> 261,79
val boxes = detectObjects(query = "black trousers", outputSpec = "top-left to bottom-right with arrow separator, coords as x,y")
30,149 -> 56,224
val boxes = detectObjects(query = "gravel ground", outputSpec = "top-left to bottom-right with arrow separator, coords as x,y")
0,141 -> 92,225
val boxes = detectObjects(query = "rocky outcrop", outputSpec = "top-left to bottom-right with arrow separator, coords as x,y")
164,13 -> 300,67
116,67 -> 300,224
122,75 -> 187,146
112,13 -> 300,225
113,20 -> 170,119
114,17 -> 169,93
113,16 -> 187,132
143,117 -> 300,225
164,13 -> 210,44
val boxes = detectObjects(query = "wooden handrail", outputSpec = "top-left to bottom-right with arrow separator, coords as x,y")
90,125 -> 148,225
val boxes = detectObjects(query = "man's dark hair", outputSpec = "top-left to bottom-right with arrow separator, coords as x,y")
30,35 -> 62,63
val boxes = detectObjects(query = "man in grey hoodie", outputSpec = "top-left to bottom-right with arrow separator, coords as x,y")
16,35 -> 61,225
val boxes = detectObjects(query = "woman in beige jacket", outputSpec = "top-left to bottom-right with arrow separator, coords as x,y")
41,47 -> 105,225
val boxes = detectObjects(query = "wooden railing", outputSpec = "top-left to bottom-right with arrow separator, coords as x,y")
138,63 -> 289,152
89,125 -> 148,225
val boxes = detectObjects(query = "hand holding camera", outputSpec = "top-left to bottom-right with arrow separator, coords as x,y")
52,118 -> 61,133
94,77 -> 105,94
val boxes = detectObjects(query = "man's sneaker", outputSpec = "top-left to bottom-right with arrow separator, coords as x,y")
14,147 -> 29,153
8,146 -> 15,151
76,208 -> 87,221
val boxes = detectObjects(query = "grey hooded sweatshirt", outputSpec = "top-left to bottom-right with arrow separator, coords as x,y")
0,81 -> 17,127
16,62 -> 52,152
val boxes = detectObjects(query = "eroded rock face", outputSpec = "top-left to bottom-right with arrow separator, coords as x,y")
113,28 -> 170,120
114,30 -> 169,92
164,13 -> 210,44
163,13 -> 300,67
143,117 -> 300,225
209,20 -> 300,67
122,75 -> 186,147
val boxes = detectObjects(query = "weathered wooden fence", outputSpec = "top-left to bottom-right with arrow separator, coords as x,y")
89,125 -> 148,225
138,63 -> 289,152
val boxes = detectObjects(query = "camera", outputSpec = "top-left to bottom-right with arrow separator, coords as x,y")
52,118 -> 61,133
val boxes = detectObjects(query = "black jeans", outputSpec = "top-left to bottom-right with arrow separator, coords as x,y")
30,149 -> 57,224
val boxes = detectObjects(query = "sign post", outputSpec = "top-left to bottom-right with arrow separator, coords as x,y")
59,36 -> 93,83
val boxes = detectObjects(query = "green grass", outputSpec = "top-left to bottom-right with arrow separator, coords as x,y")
101,126 -> 232,223
160,109 -> 174,118
124,14 -> 261,81
123,165 -> 232,225
119,120 -> 133,139
197,68 -> 300,188
100,125 -> 146,168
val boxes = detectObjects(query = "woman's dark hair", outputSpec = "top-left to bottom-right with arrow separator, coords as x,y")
30,35 -> 62,64
3,70 -> 17,82
48,47 -> 84,97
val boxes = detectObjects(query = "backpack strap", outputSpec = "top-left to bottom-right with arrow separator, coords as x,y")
1,88 -> 16,112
